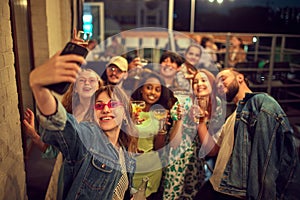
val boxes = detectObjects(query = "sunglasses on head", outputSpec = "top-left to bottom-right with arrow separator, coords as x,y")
94,100 -> 123,110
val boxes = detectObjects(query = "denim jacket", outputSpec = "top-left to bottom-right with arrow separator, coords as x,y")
218,93 -> 300,200
37,100 -> 136,200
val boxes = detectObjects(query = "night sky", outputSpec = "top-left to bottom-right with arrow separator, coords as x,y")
197,0 -> 300,7
174,0 -> 300,33
196,0 -> 300,13
238,0 -> 300,7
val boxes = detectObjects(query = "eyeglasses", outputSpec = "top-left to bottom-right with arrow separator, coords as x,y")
94,100 -> 123,110
77,78 -> 98,84
107,65 -> 125,74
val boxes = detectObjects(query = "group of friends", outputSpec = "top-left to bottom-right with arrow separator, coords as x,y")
23,32 -> 300,200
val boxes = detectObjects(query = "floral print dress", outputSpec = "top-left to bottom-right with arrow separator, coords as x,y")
163,97 -> 223,200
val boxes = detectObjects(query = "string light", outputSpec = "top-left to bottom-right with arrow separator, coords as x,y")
207,0 -> 235,3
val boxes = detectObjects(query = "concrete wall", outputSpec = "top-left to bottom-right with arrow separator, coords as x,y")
0,0 -> 27,199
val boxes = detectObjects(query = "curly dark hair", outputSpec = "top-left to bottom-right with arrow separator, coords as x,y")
159,51 -> 184,67
131,70 -> 176,110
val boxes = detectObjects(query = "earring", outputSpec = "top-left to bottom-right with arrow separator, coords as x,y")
123,118 -> 128,126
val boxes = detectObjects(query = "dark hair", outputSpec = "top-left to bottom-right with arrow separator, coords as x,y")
131,71 -> 175,110
122,67 -> 153,93
159,51 -> 183,67
125,50 -> 139,64
100,64 -> 109,85
221,67 -> 250,87
200,37 -> 210,48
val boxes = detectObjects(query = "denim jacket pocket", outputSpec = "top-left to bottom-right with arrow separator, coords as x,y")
239,111 -> 257,126
82,156 -> 117,191
239,111 -> 258,137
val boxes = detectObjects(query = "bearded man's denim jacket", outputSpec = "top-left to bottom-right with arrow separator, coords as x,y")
217,93 -> 300,200
37,100 -> 136,200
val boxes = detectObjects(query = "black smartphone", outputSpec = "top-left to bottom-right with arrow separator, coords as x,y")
45,42 -> 89,95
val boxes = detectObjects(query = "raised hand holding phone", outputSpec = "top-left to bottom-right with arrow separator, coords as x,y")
45,42 -> 89,94
29,51 -> 85,116
30,51 -> 84,88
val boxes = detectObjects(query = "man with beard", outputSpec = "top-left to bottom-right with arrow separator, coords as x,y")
101,56 -> 128,86
195,68 -> 300,200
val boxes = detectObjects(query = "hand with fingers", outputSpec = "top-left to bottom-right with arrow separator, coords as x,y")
132,112 -> 145,125
23,108 -> 38,140
29,51 -> 84,89
23,108 -> 49,152
176,104 -> 183,121
71,28 -> 89,48
165,110 -> 172,125
29,48 -> 85,116
170,103 -> 183,121
185,67 -> 197,80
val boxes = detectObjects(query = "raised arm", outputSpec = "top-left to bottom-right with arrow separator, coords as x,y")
23,108 -> 49,152
29,51 -> 84,115
168,103 -> 184,149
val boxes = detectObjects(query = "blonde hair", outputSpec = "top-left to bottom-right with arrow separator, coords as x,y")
61,68 -> 103,113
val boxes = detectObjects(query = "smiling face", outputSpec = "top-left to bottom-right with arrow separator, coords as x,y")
106,64 -> 127,85
193,72 -> 212,97
216,69 -> 239,102
141,77 -> 162,106
75,70 -> 100,99
95,91 -> 124,131
185,46 -> 201,66
160,57 -> 179,78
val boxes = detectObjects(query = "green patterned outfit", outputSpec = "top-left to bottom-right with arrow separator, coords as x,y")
163,97 -> 223,200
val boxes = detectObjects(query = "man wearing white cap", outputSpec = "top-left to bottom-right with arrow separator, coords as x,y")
101,56 -> 128,85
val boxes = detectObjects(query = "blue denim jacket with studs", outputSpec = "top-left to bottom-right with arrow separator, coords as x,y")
217,93 -> 300,200
37,100 -> 136,200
